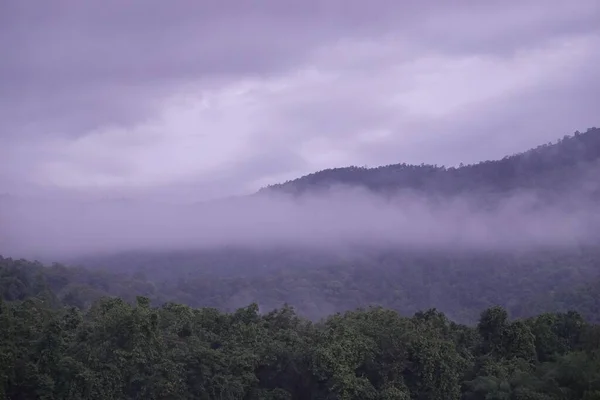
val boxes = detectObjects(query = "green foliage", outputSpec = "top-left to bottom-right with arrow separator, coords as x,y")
1,258 -> 599,399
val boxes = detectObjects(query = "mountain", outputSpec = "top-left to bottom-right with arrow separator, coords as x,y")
3,128 -> 600,325
260,127 -> 600,201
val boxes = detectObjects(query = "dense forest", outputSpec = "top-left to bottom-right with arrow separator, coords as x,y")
63,247 -> 600,325
3,128 -> 600,398
1,256 -> 600,399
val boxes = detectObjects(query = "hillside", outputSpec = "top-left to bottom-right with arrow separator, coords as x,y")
4,128 -> 600,323
261,127 -> 600,201
0,128 -> 582,326
29,128 -> 596,322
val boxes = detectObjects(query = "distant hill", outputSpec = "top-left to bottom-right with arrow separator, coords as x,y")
261,127 -> 600,200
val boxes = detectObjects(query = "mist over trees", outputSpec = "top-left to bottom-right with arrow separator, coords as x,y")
2,128 -> 600,260
3,129 -> 600,321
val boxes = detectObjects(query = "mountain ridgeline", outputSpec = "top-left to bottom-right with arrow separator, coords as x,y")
261,127 -> 600,202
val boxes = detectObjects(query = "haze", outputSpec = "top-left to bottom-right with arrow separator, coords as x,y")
2,1 -> 600,261
1,185 -> 598,260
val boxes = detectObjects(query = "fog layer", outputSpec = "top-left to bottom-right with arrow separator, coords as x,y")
2,185 -> 599,260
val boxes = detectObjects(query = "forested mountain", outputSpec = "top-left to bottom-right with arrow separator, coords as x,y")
39,127 -> 600,325
261,127 -> 600,200
2,256 -> 600,399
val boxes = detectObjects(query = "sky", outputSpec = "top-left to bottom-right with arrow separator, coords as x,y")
2,1 -> 600,202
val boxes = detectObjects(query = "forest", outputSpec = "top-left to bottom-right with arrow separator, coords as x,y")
41,247 -> 600,325
1,256 -> 600,399
2,128 -> 600,398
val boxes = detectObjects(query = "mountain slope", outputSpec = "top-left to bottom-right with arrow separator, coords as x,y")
5,128 -> 600,325
261,127 -> 600,199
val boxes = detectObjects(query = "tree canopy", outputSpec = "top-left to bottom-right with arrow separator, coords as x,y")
1,258 -> 599,399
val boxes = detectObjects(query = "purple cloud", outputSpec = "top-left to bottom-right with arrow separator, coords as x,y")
0,0 -> 599,200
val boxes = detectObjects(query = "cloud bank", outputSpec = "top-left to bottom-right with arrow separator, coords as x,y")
2,186 -> 599,260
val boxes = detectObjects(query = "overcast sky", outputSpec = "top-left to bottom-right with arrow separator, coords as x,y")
2,0 -> 600,202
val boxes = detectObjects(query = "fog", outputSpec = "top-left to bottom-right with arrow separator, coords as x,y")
2,184 -> 599,261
